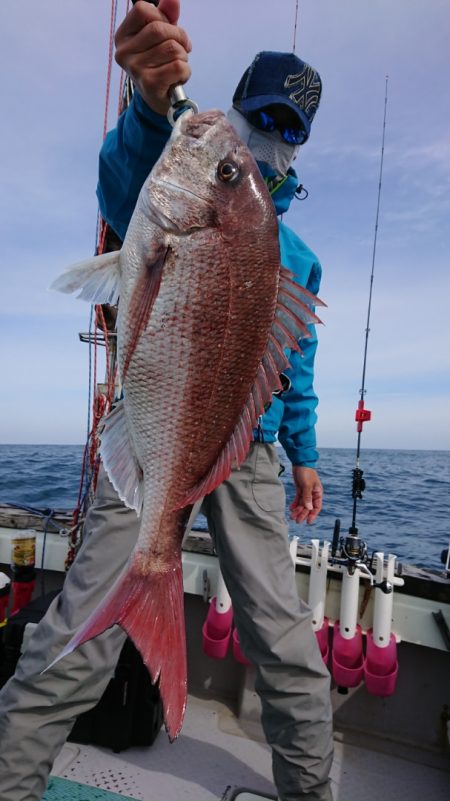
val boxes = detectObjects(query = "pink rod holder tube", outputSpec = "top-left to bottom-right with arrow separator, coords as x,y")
332,622 -> 364,687
10,579 -> 35,616
315,619 -> 330,664
364,553 -> 398,695
364,630 -> 398,696
331,570 -> 364,687
232,627 -> 251,665
202,570 -> 233,660
0,572 -> 11,627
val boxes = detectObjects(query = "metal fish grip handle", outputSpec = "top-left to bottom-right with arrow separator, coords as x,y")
131,0 -> 198,125
167,86 -> 198,126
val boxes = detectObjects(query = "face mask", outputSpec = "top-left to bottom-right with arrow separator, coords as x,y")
227,107 -> 299,180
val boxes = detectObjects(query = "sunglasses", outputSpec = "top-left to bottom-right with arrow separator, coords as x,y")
244,109 -> 308,145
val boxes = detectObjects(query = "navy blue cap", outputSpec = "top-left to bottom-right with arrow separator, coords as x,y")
232,51 -> 322,140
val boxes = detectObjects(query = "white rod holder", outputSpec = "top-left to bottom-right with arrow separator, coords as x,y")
339,569 -> 361,639
215,569 -> 232,613
289,536 -> 299,565
308,539 -> 330,631
372,552 -> 396,646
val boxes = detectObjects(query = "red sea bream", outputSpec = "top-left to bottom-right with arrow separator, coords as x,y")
51,109 -> 324,739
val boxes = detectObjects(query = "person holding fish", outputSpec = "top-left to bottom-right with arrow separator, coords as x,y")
0,2 -> 334,801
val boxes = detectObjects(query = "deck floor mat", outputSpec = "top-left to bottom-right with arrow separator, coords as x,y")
42,776 -> 138,801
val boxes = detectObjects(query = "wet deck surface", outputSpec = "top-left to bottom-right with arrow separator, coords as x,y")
51,694 -> 450,801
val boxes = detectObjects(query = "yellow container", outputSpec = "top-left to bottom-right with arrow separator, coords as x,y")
11,531 -> 36,569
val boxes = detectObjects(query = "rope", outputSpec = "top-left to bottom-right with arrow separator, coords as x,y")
66,1 -> 125,569
117,1 -> 132,117
102,0 -> 120,141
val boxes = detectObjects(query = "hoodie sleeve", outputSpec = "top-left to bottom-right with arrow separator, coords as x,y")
277,224 -> 322,468
277,326 -> 319,467
96,91 -> 172,241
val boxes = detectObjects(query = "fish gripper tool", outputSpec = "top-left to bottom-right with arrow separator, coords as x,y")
167,85 -> 199,126
131,0 -> 199,125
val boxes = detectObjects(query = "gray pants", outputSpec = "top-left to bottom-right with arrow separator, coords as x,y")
0,443 -> 333,801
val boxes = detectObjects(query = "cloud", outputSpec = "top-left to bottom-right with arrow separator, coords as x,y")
396,138 -> 450,177
1,0 -> 449,447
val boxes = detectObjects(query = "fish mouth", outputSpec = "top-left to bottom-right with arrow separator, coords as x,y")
173,109 -> 225,141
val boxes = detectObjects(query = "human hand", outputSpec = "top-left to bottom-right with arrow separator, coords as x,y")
289,466 -> 323,525
115,0 -> 192,115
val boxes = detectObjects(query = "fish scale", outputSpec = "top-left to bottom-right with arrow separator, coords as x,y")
50,109 -> 325,740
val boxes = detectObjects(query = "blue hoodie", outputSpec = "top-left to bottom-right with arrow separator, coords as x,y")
97,92 -> 321,468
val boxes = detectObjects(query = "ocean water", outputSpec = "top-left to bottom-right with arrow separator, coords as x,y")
0,444 -> 448,570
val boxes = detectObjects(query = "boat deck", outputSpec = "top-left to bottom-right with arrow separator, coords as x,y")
1,514 -> 449,800
47,693 -> 449,801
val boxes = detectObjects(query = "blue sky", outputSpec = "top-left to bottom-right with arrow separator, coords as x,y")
1,0 -> 449,449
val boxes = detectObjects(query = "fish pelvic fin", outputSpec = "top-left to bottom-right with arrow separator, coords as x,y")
100,401 -> 144,514
50,251 -> 121,305
43,557 -> 187,741
175,265 -> 325,509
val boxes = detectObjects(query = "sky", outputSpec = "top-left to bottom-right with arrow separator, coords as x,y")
0,0 -> 449,450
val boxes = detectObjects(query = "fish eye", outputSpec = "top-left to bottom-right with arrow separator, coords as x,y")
217,159 -> 240,183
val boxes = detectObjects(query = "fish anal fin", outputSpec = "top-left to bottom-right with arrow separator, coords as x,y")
280,268 -> 327,308
273,317 -> 302,354
122,246 -> 169,380
50,251 -> 121,305
44,558 -> 187,741
100,402 -> 143,513
274,265 -> 323,354
267,334 -> 291,372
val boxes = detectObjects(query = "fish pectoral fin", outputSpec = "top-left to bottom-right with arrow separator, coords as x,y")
100,401 -> 144,513
121,244 -> 169,381
50,250 -> 121,305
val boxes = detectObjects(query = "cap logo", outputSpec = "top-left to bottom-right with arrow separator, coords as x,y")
284,65 -> 321,116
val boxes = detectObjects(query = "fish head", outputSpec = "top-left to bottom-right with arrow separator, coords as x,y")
140,109 -> 275,236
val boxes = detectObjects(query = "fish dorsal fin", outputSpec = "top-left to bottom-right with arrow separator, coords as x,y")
50,251 -> 121,305
100,401 -> 144,514
175,265 -> 323,509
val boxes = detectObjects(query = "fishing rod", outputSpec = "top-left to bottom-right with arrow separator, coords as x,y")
331,76 -> 391,583
350,76 -> 389,529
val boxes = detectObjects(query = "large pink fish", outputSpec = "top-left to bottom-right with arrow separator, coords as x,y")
51,109 -> 324,739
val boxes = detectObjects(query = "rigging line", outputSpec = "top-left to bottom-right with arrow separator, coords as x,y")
292,0 -> 299,53
117,0 -> 132,117
86,304 -> 94,446
102,0 -> 119,141
97,0 -> 120,253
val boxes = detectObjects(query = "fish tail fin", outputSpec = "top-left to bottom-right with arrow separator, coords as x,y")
45,560 -> 187,740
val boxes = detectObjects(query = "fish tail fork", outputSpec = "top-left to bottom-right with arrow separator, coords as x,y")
43,559 -> 187,741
